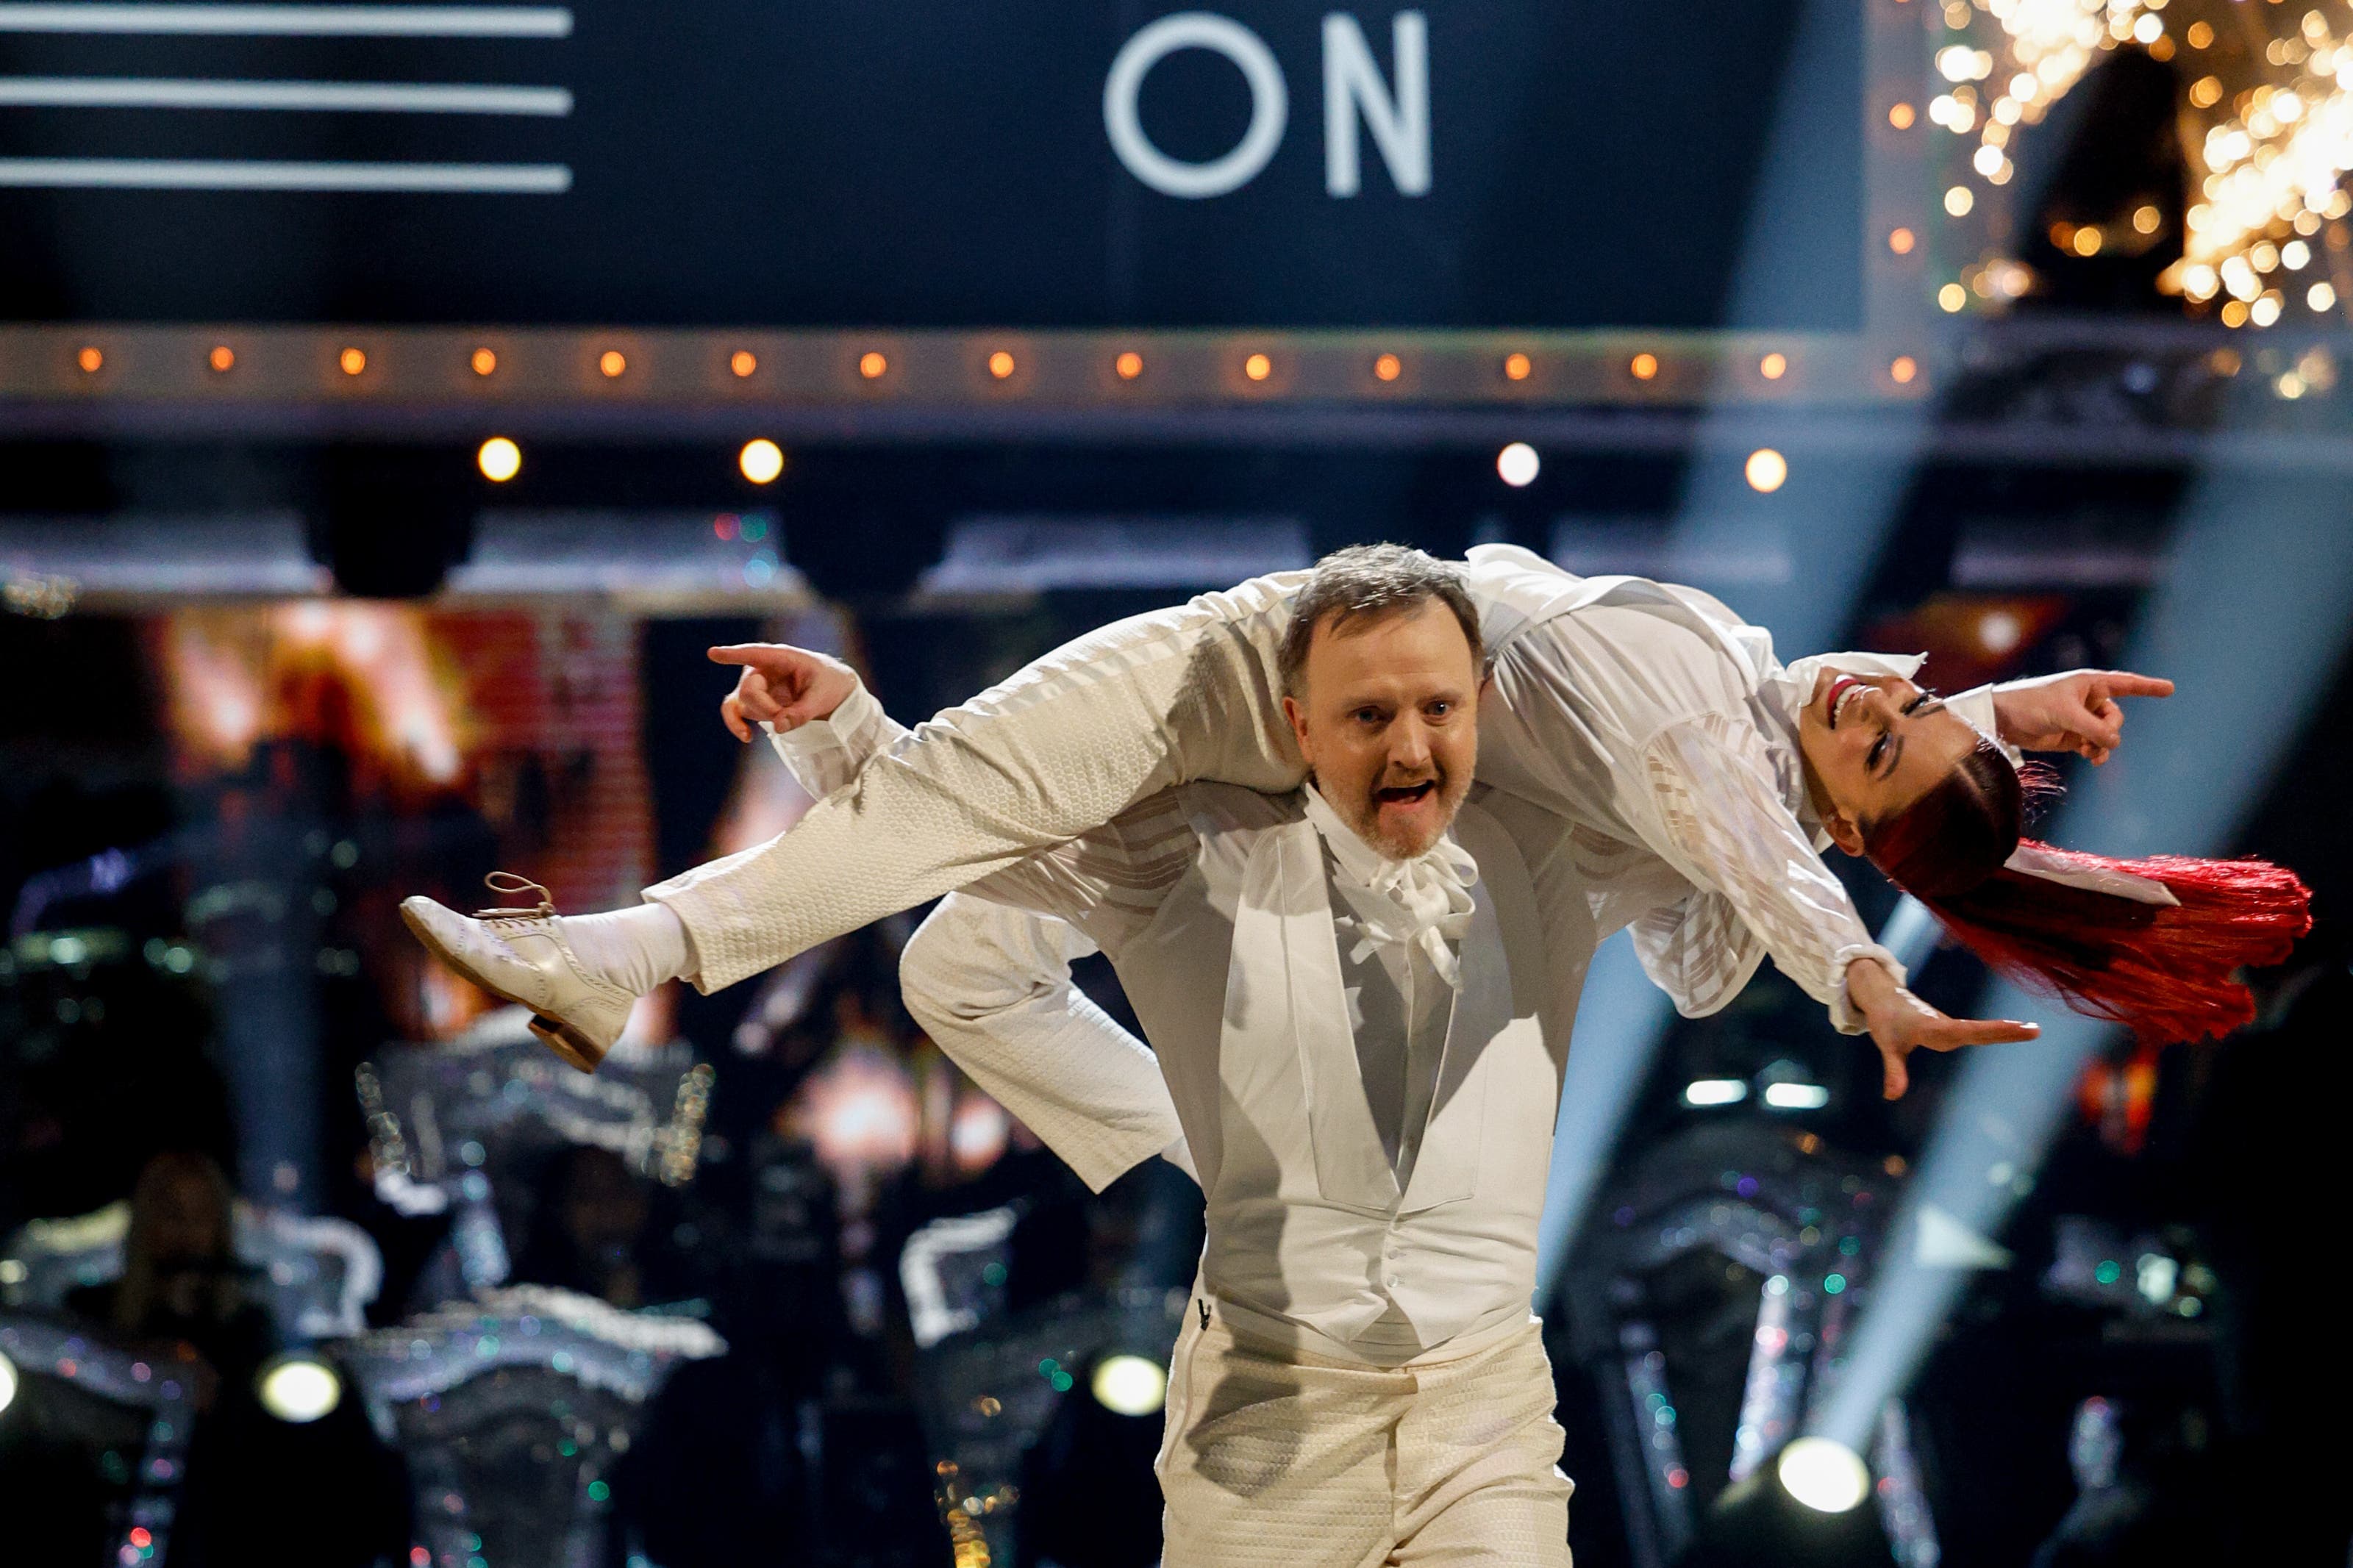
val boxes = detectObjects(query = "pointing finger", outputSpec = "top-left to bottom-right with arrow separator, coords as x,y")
2099,673 -> 2174,699
1935,1019 -> 2041,1049
708,643 -> 804,668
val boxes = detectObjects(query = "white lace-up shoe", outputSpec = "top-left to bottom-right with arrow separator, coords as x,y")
399,873 -> 635,1073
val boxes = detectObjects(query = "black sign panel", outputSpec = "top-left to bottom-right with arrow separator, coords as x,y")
0,2 -> 1861,329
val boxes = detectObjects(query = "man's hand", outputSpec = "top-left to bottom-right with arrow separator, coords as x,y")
1990,670 -> 2174,765
1846,957 -> 2039,1100
709,643 -> 860,742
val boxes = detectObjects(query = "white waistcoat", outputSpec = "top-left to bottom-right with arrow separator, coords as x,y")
1113,787 -> 1570,1360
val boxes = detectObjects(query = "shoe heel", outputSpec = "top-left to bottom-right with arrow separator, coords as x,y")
529,1016 -> 607,1074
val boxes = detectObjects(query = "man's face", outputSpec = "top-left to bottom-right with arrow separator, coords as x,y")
1282,599 -> 1481,858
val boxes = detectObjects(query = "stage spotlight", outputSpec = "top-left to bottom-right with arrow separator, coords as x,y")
1496,442 -> 1540,487
1682,1078 -> 1748,1108
1777,1437 -> 1869,1512
257,1353 -> 342,1423
477,437 -> 522,483
739,439 -> 785,484
0,1347 -> 17,1417
1090,1353 -> 1168,1417
1744,448 -> 1788,493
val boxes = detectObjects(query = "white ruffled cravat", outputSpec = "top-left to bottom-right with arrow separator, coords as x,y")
1301,782 -> 1479,987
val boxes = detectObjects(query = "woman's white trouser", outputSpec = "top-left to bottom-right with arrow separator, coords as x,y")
648,583 -> 1302,989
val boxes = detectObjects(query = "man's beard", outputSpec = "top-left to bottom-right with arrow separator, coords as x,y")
1340,763 -> 1467,859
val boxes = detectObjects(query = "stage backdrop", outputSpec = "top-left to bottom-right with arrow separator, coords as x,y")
0,1 -> 1861,329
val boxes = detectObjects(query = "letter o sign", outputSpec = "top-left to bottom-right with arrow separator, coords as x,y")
1104,12 -> 1289,198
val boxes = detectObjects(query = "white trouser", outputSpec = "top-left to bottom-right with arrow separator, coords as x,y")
1157,1300 -> 1574,1568
648,580 -> 1303,989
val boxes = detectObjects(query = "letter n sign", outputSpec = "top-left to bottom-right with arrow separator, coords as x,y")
1103,11 -> 1431,199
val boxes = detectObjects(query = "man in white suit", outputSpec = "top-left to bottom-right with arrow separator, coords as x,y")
767,545 -> 1590,1566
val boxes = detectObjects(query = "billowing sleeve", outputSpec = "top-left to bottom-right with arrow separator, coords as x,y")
1638,712 -> 1904,1034
900,895 -> 1189,1193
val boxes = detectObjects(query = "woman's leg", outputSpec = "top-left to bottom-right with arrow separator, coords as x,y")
649,575 -> 1305,989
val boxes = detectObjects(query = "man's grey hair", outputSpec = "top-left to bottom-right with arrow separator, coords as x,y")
1275,543 -> 1485,698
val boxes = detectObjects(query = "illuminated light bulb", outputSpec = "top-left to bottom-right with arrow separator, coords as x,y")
1939,282 -> 1968,312
730,350 -> 758,378
1496,442 -> 1540,487
0,1348 -> 16,1415
477,436 -> 522,483
988,350 -> 1015,379
1115,350 -> 1144,380
340,347 -> 366,376
739,439 -> 785,484
1945,185 -> 1974,217
2310,280 -> 2338,310
209,345 -> 235,373
76,346 -> 102,373
599,350 -> 626,379
1890,355 -> 1920,385
2132,12 -> 2162,44
2277,370 -> 2307,398
2221,298 -> 2252,327
1243,352 -> 1273,382
1778,1438 -> 1870,1514
2251,295 -> 2282,326
1682,1078 -> 1747,1107
257,1354 -> 342,1423
1977,608 -> 2022,653
471,347 -> 498,376
1888,226 -> 1917,255
2284,240 -> 2311,270
1744,448 -> 1788,493
2190,75 -> 2222,109
1759,351 -> 1788,380
1629,351 -> 1660,381
859,351 -> 888,379
1090,1355 -> 1168,1417
2133,204 -> 2162,235
2073,226 -> 2104,257
2187,19 -> 2213,49
1888,101 -> 1916,129
1973,143 -> 2007,178
1373,352 -> 1402,382
1502,351 -> 1532,382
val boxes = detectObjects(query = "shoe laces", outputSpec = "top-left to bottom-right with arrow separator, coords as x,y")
471,871 -> 557,925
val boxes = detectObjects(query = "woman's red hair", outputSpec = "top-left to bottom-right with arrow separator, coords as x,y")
1865,742 -> 2310,1042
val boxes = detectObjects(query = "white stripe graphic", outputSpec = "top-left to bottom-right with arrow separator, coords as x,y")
0,157 -> 572,190
0,5 -> 571,37
0,77 -> 572,112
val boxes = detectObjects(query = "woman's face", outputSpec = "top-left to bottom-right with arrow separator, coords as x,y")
1797,671 -> 1982,853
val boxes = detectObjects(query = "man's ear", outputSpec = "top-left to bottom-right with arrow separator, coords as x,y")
1280,694 -> 1312,762
1823,810 -> 1866,857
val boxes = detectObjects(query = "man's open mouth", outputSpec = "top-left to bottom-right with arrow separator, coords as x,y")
1375,781 -> 1438,806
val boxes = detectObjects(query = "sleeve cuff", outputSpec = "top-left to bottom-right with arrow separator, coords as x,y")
1945,684 -> 2024,767
763,679 -> 883,774
1827,942 -> 1906,1035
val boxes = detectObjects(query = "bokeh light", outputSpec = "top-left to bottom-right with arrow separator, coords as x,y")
477,437 -> 522,483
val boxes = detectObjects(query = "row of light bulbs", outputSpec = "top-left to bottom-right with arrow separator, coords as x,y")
473,436 -> 1793,497
63,342 -> 1912,393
